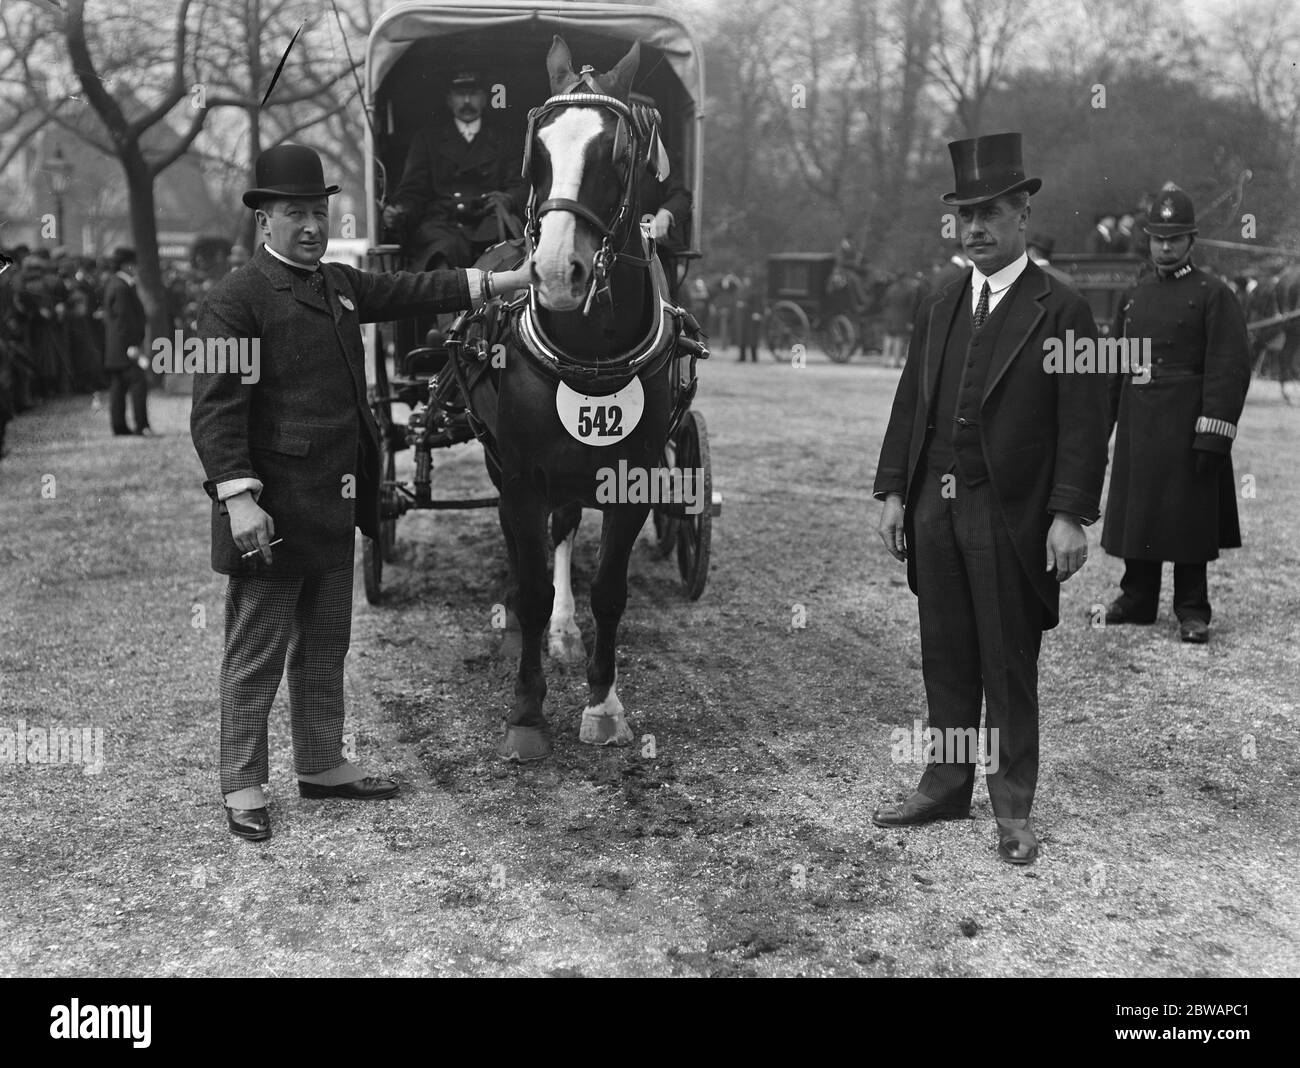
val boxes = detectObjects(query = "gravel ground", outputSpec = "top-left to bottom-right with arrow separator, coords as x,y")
1,351 -> 1297,977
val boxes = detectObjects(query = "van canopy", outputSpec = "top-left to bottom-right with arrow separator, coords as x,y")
365,1 -> 705,253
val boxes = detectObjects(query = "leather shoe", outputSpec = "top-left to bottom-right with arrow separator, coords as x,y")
996,818 -> 1038,865
1179,619 -> 1209,643
224,805 -> 271,841
871,791 -> 969,827
298,776 -> 399,800
1104,600 -> 1156,625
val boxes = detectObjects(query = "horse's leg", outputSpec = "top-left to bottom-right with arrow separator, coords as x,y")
548,504 -> 585,663
578,505 -> 648,747
496,507 -> 523,657
497,477 -> 553,762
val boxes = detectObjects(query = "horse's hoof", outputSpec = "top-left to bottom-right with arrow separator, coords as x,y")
547,626 -> 586,665
579,710 -> 634,747
498,724 -> 553,762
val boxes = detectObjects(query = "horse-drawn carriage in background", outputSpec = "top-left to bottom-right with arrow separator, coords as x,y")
359,0 -> 717,607
762,251 -> 891,363
1050,253 -> 1145,337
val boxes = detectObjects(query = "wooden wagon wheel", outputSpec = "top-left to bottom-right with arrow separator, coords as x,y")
766,300 -> 810,361
824,313 -> 856,363
673,409 -> 713,600
650,431 -> 680,557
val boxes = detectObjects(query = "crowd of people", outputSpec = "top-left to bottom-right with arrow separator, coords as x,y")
0,244 -> 241,459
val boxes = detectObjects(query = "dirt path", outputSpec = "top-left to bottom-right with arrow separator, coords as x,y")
2,353 -> 1297,976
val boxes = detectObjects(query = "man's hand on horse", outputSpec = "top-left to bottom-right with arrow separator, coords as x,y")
641,209 -> 673,241
489,263 -> 534,296
878,493 -> 907,562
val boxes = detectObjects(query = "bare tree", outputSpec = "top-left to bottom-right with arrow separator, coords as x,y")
929,0 -> 1040,137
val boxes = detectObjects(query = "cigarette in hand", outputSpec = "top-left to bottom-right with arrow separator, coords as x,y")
241,538 -> 283,559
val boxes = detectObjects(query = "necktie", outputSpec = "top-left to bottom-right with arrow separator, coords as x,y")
973,280 -> 990,330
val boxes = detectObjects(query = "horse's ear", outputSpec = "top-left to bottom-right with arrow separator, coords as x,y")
595,40 -> 640,101
547,36 -> 578,94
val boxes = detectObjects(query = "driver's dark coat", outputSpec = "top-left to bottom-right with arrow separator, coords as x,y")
392,121 -> 527,223
873,260 -> 1111,629
191,246 -> 471,576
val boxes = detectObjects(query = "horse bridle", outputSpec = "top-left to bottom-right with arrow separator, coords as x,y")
522,84 -> 656,313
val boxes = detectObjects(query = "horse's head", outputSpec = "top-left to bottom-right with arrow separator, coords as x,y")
526,36 -> 641,311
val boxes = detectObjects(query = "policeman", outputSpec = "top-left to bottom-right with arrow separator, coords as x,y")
1100,185 -> 1251,643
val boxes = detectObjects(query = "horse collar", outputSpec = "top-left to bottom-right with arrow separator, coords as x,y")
516,286 -> 676,387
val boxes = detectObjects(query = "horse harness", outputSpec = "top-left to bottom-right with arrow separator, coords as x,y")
520,73 -> 668,315
439,75 -> 708,469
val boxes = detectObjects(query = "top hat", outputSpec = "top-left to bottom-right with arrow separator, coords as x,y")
242,143 -> 341,209
941,132 -> 1041,206
1144,187 -> 1197,238
449,70 -> 485,91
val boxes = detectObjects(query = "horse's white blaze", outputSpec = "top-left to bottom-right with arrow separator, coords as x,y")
578,668 -> 633,746
534,108 -> 604,303
548,531 -> 583,660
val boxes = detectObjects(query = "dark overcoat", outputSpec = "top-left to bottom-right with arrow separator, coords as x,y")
1101,264 -> 1251,562
873,260 -> 1111,630
191,246 -> 471,576
102,273 -> 145,371
392,121 -> 527,226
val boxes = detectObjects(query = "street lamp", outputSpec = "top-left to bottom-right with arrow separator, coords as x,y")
49,144 -> 73,246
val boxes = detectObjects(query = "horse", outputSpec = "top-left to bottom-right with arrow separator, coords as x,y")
448,36 -> 703,762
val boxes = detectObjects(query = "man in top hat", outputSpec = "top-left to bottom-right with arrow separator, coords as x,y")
102,247 -> 154,437
191,143 -> 532,841
873,132 -> 1110,864
382,70 -> 527,272
1099,184 -> 1251,643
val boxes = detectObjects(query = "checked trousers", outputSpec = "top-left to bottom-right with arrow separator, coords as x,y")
218,563 -> 354,793
912,472 -> 1044,818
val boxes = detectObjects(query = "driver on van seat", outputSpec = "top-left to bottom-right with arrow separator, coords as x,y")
382,70 -> 527,271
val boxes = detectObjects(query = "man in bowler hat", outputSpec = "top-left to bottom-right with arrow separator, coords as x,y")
191,143 -> 531,840
1100,185 -> 1251,643
102,247 -> 154,437
873,133 -> 1110,864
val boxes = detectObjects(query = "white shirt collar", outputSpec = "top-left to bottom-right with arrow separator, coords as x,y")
115,270 -> 135,286
972,251 -> 1029,296
456,117 -> 482,141
264,243 -> 318,272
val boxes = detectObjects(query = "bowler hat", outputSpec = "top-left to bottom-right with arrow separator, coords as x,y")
242,143 -> 340,209
942,132 -> 1041,206
1144,187 -> 1197,238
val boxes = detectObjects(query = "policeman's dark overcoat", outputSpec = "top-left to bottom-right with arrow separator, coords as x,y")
191,246 -> 471,576
1102,264 -> 1251,562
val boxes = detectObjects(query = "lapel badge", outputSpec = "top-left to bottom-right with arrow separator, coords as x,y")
339,294 -> 355,311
